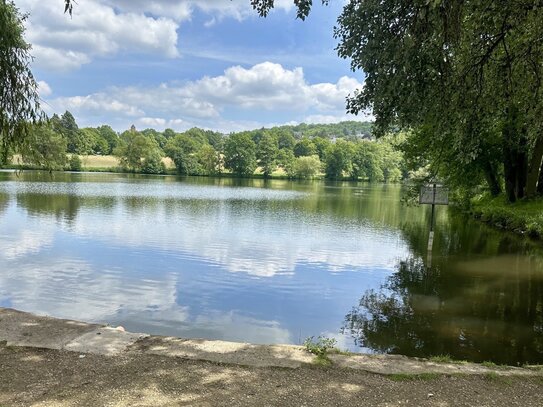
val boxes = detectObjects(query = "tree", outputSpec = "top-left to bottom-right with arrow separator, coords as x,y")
257,132 -> 278,177
333,1 -> 543,201
275,129 -> 296,151
294,137 -> 317,157
165,133 -> 200,175
97,125 -> 119,154
115,133 -> 162,173
224,132 -> 257,176
312,136 -> 332,161
291,155 -> 321,179
0,1 -> 43,165
198,144 -> 220,175
81,127 -> 109,155
324,140 -> 353,179
22,124 -> 67,171
250,0 -> 543,201
58,111 -> 92,154
277,148 -> 295,175
351,141 -> 383,182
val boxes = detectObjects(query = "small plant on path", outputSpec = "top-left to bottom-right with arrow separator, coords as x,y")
303,336 -> 337,357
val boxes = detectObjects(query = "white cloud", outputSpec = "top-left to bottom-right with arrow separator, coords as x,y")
16,0 -> 295,72
18,0 -> 180,71
44,62 -> 364,132
102,0 -> 293,22
37,80 -> 52,97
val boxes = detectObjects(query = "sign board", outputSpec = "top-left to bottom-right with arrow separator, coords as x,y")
419,185 -> 449,205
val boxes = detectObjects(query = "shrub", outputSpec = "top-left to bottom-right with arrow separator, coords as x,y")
68,155 -> 82,171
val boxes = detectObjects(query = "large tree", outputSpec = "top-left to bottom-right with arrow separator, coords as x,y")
250,0 -> 543,201
224,132 -> 257,176
0,0 -> 43,165
333,0 -> 543,201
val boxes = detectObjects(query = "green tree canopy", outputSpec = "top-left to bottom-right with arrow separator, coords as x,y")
0,0 -> 43,165
224,132 -> 257,176
257,132 -> 279,178
165,133 -> 200,175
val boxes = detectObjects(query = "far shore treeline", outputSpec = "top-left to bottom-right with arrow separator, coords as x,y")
10,111 -> 408,182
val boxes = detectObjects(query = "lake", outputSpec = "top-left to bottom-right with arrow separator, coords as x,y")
0,170 -> 542,365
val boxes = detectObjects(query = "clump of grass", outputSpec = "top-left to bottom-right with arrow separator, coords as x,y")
483,372 -> 513,384
429,354 -> 468,364
303,336 -> 337,358
481,361 -> 508,370
304,336 -> 337,367
388,373 -> 440,382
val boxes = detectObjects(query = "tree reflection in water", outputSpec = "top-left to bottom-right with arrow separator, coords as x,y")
343,217 -> 543,365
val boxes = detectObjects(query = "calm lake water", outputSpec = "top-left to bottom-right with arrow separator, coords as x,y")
1,170 -> 542,365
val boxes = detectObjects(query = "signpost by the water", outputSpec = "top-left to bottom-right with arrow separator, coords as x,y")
419,184 -> 449,266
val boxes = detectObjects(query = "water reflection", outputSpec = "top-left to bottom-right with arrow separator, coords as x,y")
343,215 -> 543,365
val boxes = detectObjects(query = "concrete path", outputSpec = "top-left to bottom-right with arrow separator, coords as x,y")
0,307 -> 540,376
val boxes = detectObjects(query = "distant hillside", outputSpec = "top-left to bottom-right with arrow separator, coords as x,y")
268,121 -> 373,140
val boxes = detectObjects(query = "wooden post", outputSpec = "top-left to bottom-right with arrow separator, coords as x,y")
427,184 -> 437,267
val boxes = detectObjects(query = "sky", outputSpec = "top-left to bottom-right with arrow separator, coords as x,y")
16,0 -> 367,133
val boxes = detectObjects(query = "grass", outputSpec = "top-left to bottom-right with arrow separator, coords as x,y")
483,371 -> 514,384
78,155 -> 176,170
481,361 -> 509,370
312,355 -> 333,367
388,373 -> 441,382
428,354 -> 468,364
470,194 -> 543,239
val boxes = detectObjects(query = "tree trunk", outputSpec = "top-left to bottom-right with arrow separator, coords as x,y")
538,163 -> 543,194
483,160 -> 501,196
526,136 -> 543,197
516,138 -> 528,200
503,141 -> 518,203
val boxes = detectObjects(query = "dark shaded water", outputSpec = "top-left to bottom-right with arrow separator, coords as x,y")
0,171 -> 542,365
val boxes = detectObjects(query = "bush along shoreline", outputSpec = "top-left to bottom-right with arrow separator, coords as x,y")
469,194 -> 543,240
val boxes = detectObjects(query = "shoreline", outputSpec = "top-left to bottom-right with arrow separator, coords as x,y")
1,308 -> 543,406
0,307 -> 540,376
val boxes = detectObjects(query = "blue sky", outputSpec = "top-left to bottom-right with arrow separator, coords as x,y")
17,1 -> 367,133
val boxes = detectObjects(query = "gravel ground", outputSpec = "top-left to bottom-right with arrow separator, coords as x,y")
0,344 -> 542,407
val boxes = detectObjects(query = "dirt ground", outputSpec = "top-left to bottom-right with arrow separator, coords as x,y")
0,344 -> 542,407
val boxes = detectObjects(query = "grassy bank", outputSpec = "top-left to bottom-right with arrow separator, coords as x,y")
470,194 -> 543,239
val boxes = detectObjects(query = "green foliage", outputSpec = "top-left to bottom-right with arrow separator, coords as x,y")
294,138 -> 317,157
22,124 -> 67,171
115,132 -> 162,173
97,125 -> 119,155
351,141 -> 383,182
312,137 -> 332,161
197,144 -> 221,176
276,148 -> 295,175
276,130 -> 296,150
141,149 -> 166,175
0,1 -> 43,165
303,336 -> 337,358
224,132 -> 257,177
335,0 -> 543,202
470,194 -> 543,239
291,155 -> 322,179
68,154 -> 82,172
325,140 -> 353,179
165,134 -> 200,175
257,132 -> 278,177
58,111 -> 91,155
